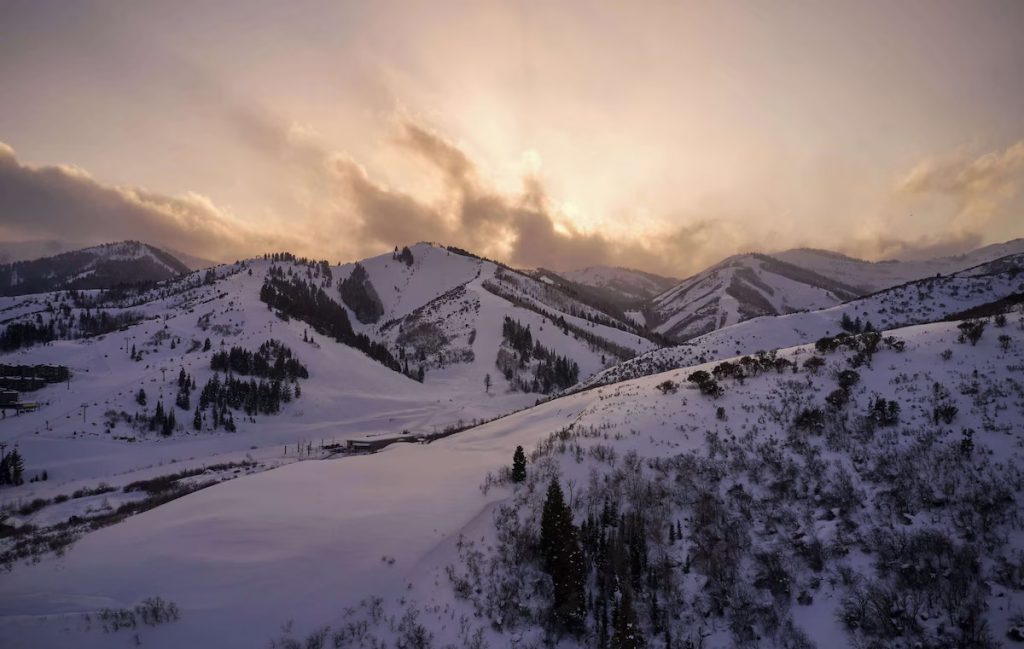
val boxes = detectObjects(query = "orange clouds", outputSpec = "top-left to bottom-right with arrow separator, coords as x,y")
0,142 -> 303,262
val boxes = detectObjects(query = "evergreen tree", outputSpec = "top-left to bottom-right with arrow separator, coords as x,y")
176,386 -> 191,411
193,406 -> 202,431
484,373 -> 492,394
511,445 -> 527,483
540,478 -> 586,632
611,586 -> 644,649
9,450 -> 25,486
161,409 -> 176,436
136,388 -> 147,406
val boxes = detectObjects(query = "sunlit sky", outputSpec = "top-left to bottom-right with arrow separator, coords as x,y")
2,0 -> 1023,275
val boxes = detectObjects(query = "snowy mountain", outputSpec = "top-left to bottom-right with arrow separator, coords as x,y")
0,241 -> 191,296
2,238 -> 1024,649
774,238 -> 1024,293
0,239 -> 89,265
648,253 -> 864,342
558,265 -> 679,301
584,250 -> 1024,389
0,242 -> 657,481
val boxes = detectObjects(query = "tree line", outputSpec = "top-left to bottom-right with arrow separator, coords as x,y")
211,340 -> 309,381
498,316 -> 580,393
259,268 -> 408,376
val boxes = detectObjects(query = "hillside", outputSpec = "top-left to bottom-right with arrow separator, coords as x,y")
0,241 -> 191,296
0,243 -> 657,484
585,251 -> 1024,389
774,238 -> 1024,293
559,265 -> 679,301
648,253 -> 863,342
1,314 -> 1021,648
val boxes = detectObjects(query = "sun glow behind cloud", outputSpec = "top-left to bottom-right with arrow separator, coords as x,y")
1,1 -> 1023,274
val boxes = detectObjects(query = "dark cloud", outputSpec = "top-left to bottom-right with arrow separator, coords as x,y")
0,142 -> 301,262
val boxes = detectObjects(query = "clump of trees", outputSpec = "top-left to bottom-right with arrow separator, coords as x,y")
148,401 -> 177,436
338,263 -> 384,324
393,245 -> 415,266
0,448 -> 25,486
687,369 -> 723,398
260,269 -> 405,375
496,317 -> 580,394
211,340 -> 309,381
0,321 -> 56,351
839,312 -> 876,334
957,319 -> 986,346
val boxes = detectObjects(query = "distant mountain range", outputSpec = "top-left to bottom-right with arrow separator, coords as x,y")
556,266 -> 679,301
0,240 -> 191,296
2,236 -> 1023,342
561,238 -> 1024,342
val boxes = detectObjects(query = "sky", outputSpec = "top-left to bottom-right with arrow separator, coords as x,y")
1,0 -> 1023,277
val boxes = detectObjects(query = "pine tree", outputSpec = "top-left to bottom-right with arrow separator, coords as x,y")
203,338 -> 212,352
9,450 -> 24,486
611,586 -> 644,649
193,406 -> 202,431
541,479 -> 567,571
484,373 -> 492,394
511,445 -> 527,483
540,478 -> 586,632
176,387 -> 190,411
162,409 -> 176,436
136,388 -> 147,406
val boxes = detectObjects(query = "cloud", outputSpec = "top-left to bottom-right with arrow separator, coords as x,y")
0,141 -> 304,262
840,230 -> 985,262
6,117 -> 1018,278
895,139 -> 1024,231
325,119 -> 743,277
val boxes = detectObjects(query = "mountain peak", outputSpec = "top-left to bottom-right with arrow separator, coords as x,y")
0,240 -> 190,296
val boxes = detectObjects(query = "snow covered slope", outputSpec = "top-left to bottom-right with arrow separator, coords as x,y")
774,238 -> 1024,293
559,265 -> 679,300
648,253 -> 863,342
2,315 -> 1022,648
0,240 -> 191,296
585,251 -> 1024,388
0,243 -> 657,486
333,243 -> 657,377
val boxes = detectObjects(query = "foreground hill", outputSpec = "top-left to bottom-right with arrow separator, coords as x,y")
1,314 -> 1021,648
0,241 -> 190,296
